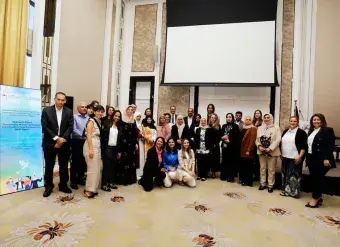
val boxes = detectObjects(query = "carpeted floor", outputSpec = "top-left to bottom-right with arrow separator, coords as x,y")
0,179 -> 339,247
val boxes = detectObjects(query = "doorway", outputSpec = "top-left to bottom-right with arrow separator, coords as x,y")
129,76 -> 155,115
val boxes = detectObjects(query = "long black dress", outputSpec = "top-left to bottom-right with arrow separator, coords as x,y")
209,124 -> 221,174
116,121 -> 138,185
220,122 -> 240,181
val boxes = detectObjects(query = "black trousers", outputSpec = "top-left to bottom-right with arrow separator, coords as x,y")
102,146 -> 119,185
253,154 -> 260,180
140,168 -> 166,192
43,144 -> 70,190
306,154 -> 330,199
70,139 -> 86,184
239,157 -> 254,186
197,153 -> 210,179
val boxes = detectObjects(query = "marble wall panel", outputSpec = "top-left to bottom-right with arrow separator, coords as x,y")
279,0 -> 295,129
158,3 -> 190,117
132,4 -> 157,72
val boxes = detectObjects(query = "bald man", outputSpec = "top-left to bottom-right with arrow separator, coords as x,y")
70,102 -> 89,190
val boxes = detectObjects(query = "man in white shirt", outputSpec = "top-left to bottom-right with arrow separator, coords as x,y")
184,108 -> 195,129
41,92 -> 74,197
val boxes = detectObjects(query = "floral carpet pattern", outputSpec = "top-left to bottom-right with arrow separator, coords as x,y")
0,179 -> 340,246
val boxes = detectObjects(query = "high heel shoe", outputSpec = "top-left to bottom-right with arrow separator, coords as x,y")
305,202 -> 319,208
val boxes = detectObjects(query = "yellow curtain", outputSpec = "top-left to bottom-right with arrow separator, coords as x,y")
0,0 -> 28,87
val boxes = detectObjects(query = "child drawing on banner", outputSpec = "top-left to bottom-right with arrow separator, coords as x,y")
5,178 -> 16,193
15,176 -> 24,191
30,174 -> 43,189
24,176 -> 32,190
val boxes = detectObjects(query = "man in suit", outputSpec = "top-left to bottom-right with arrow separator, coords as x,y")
170,105 -> 177,125
41,92 -> 74,197
235,111 -> 244,130
184,108 -> 196,148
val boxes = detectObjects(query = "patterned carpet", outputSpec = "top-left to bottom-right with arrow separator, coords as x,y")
0,179 -> 340,247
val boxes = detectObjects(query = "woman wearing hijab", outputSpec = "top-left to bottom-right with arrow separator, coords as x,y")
280,116 -> 307,198
209,113 -> 221,178
134,112 -> 144,179
195,116 -> 213,181
139,137 -> 167,192
255,113 -> 281,193
239,116 -> 257,186
220,113 -> 240,182
142,116 -> 157,159
117,105 -> 139,185
171,115 -> 191,149
157,115 -> 171,141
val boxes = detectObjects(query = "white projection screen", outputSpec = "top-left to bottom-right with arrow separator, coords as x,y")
164,0 -> 278,86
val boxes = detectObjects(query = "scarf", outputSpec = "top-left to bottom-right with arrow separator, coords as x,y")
134,112 -> 142,129
199,116 -> 209,129
176,115 -> 185,138
122,105 -> 134,123
243,122 -> 254,130
156,147 -> 163,165
262,113 -> 274,131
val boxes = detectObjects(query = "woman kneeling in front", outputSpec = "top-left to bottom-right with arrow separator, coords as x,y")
163,138 -> 179,187
178,139 -> 196,187
139,137 -> 167,192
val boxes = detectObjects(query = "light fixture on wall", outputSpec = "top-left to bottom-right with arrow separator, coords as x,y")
153,45 -> 159,63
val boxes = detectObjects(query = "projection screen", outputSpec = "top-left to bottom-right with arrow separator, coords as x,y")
163,0 -> 278,86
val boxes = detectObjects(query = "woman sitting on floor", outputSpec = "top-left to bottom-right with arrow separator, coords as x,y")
178,139 -> 196,187
163,138 -> 179,187
139,137 -> 167,192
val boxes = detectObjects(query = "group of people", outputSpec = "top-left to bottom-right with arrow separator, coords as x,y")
41,92 -> 336,209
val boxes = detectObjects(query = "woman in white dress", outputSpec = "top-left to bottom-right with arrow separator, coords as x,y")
134,112 -> 144,179
178,139 -> 196,187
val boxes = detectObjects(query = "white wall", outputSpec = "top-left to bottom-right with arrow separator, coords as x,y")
198,87 -> 270,121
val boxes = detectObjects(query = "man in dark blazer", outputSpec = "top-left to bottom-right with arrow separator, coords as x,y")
183,108 -> 196,146
41,92 -> 74,197
170,105 -> 177,125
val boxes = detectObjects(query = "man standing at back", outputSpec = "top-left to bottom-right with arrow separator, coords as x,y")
170,105 -> 177,125
41,92 -> 74,197
70,102 -> 89,190
235,111 -> 244,130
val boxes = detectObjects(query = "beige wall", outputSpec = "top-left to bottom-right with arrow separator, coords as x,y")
314,0 -> 340,136
56,0 -> 106,112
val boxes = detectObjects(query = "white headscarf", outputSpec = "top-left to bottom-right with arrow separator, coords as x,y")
134,112 -> 142,129
262,113 -> 274,129
122,105 -> 134,123
199,116 -> 209,129
176,115 -> 185,138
